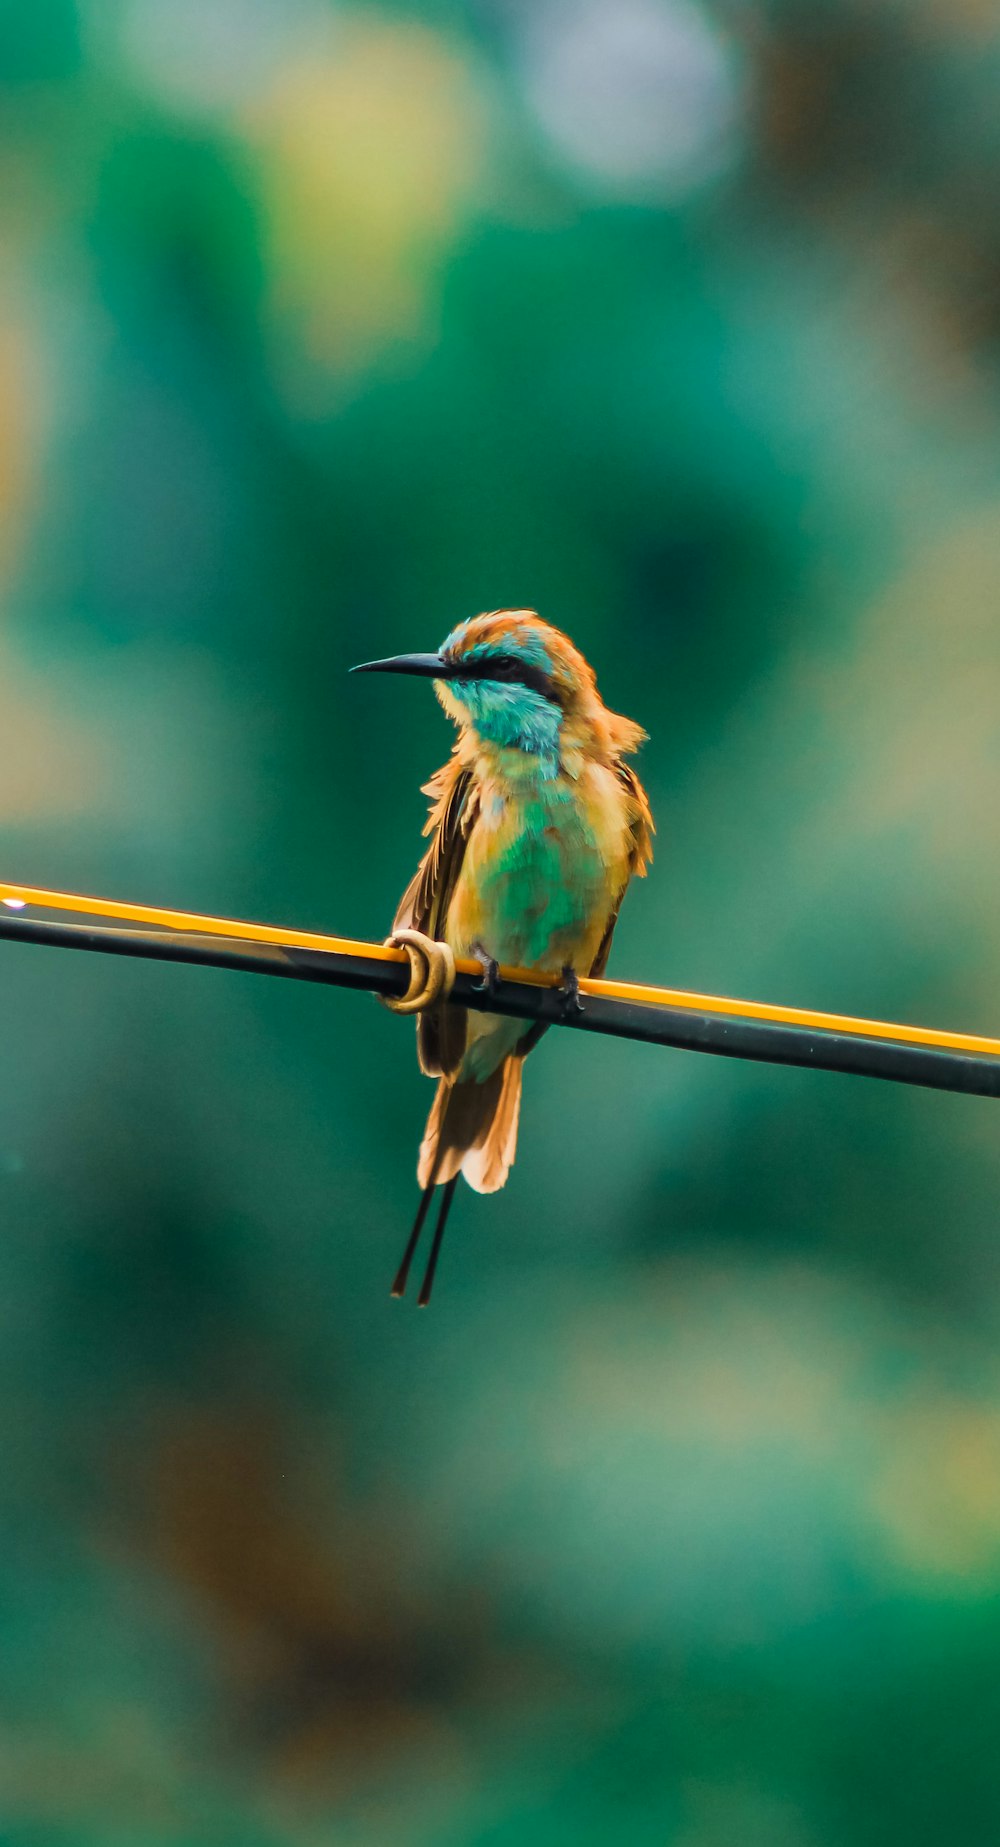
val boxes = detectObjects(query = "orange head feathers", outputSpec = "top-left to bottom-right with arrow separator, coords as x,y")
353,607 -> 646,764
434,609 -> 647,763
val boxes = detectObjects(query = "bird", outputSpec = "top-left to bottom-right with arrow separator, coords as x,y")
351,609 -> 653,1305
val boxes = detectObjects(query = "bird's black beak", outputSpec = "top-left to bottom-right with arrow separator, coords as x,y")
350,652 -> 451,679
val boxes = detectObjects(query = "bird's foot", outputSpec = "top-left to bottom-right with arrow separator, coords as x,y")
471,941 -> 500,996
559,965 -> 585,1017
382,929 -> 456,1014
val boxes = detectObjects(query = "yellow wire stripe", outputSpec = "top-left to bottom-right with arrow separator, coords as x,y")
0,881 -> 407,961
2,879 -> 999,1062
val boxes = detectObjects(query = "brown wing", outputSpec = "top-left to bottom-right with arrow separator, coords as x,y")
589,761 -> 655,980
393,752 -> 478,1079
393,753 -> 476,937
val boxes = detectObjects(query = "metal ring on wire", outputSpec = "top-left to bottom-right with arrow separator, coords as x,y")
381,929 -> 456,1014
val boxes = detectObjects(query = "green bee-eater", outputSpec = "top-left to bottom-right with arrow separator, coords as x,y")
353,609 -> 653,1303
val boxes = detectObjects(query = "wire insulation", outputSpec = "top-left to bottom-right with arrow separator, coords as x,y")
0,890 -> 999,1100
2,877 -> 1000,1059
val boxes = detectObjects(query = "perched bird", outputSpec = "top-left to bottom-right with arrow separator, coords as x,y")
352,609 -> 653,1303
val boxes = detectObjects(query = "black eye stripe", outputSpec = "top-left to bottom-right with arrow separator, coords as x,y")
448,653 -> 561,705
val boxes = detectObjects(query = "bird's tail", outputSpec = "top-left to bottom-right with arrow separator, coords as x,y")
391,1058 -> 523,1304
418,1056 -> 523,1194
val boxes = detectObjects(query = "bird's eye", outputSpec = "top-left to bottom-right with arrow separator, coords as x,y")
484,656 -> 519,680
459,650 -> 561,705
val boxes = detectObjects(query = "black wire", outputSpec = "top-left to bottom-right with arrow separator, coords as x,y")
0,911 -> 998,1099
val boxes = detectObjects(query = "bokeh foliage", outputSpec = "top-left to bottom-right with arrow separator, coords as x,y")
2,0 -> 1000,1840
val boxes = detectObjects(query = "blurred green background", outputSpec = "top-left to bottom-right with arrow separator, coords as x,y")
3,0 -> 1000,1840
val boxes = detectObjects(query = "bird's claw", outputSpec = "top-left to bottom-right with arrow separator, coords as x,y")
471,943 -> 500,996
382,929 -> 456,1013
559,966 -> 585,1017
